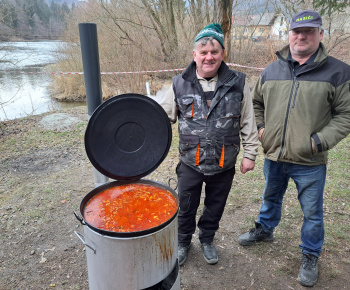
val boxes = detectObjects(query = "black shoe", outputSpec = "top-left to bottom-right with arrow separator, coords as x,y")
238,222 -> 274,246
298,253 -> 319,287
201,243 -> 218,265
178,244 -> 191,266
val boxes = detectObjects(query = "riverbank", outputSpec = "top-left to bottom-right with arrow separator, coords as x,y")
0,40 -> 68,121
0,106 -> 349,289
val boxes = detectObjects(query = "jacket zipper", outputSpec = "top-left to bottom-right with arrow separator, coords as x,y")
278,76 -> 297,160
292,81 -> 300,108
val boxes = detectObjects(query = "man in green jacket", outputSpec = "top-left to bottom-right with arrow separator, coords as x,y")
238,10 -> 350,287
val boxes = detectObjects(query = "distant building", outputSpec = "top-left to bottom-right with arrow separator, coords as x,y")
232,13 -> 288,41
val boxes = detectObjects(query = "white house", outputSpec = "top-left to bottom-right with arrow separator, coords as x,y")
232,13 -> 288,41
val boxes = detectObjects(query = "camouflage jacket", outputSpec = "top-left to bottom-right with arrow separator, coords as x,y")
172,61 -> 245,175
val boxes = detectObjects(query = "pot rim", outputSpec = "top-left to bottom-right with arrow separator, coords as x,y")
79,179 -> 179,238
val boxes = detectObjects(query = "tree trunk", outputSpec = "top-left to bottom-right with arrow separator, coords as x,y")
140,0 -> 179,62
215,0 -> 234,62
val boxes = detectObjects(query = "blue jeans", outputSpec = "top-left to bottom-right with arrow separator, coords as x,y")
258,159 -> 327,257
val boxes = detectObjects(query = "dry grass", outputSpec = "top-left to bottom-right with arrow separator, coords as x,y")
48,38 -> 283,101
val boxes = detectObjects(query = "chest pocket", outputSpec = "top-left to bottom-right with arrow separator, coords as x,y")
221,93 -> 242,118
178,96 -> 195,118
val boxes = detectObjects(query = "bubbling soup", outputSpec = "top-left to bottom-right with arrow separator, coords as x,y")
84,183 -> 177,232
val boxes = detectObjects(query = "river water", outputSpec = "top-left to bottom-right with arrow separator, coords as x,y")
0,41 -> 84,121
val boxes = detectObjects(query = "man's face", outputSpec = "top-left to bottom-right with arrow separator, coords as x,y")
193,39 -> 224,78
289,27 -> 323,59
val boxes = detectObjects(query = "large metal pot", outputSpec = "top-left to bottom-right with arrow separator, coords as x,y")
75,180 -> 178,289
75,94 -> 179,289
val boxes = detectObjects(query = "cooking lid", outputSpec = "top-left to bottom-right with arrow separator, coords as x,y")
85,93 -> 172,180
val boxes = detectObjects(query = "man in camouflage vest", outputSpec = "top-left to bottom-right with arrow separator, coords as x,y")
161,23 -> 259,266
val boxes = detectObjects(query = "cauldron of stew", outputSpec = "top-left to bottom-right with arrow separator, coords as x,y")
77,179 -> 179,238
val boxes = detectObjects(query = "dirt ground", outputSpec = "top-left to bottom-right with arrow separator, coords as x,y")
0,106 -> 349,290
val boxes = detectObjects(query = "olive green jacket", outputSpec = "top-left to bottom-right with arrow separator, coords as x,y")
253,43 -> 350,165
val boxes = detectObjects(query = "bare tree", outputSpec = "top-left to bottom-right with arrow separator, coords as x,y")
304,0 -> 350,17
187,0 -> 211,33
214,0 -> 233,61
0,0 -> 71,40
140,0 -> 179,61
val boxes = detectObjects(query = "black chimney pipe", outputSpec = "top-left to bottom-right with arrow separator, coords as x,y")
78,23 -> 102,116
79,23 -> 108,187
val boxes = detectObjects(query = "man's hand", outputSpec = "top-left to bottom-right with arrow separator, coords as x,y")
240,157 -> 255,174
311,138 -> 317,153
258,128 -> 264,141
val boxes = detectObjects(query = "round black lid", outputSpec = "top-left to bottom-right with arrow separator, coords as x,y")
85,93 -> 172,180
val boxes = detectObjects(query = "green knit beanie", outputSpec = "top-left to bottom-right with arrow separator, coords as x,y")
194,23 -> 225,49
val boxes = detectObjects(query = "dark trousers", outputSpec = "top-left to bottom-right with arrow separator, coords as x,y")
176,162 -> 235,246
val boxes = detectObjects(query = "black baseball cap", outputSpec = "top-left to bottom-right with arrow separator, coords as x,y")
290,10 -> 322,30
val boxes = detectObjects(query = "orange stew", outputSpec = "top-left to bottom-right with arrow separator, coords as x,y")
84,184 -> 177,232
